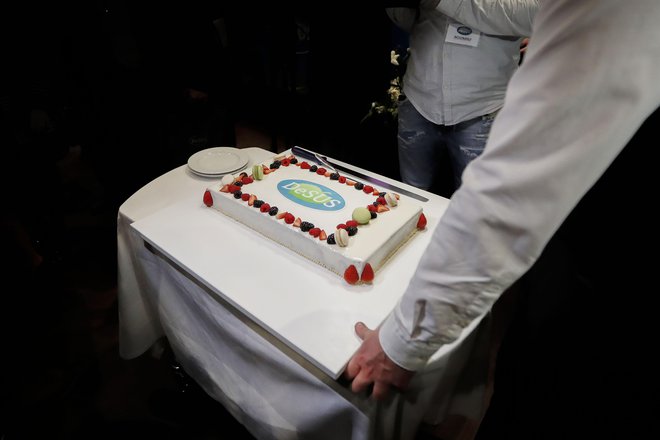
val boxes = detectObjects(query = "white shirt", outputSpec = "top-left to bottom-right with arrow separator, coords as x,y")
387,0 -> 538,125
380,0 -> 660,371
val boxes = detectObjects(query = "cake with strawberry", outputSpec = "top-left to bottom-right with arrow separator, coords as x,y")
202,153 -> 426,284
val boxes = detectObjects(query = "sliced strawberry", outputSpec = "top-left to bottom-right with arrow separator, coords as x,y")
361,263 -> 374,283
344,265 -> 359,285
248,194 -> 257,206
372,189 -> 380,196
345,179 -> 356,186
377,205 -> 390,213
276,211 -> 288,220
203,190 -> 213,207
417,213 -> 427,229
319,230 -> 327,241
219,185 -> 230,193
293,217 -> 302,227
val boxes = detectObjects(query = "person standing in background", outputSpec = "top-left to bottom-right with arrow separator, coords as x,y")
387,0 -> 538,196
347,0 -> 660,438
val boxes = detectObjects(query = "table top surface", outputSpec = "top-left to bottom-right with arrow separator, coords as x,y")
126,148 -> 450,379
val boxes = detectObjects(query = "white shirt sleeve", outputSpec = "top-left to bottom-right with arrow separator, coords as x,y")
380,0 -> 660,371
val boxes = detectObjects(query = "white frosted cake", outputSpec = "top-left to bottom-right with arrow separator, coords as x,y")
203,153 -> 427,284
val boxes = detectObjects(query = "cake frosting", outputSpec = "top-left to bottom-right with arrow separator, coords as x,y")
203,153 -> 426,284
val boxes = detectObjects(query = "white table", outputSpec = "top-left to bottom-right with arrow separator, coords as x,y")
117,147 -> 492,440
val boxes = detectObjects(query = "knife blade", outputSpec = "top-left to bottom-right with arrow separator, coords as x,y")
291,146 -> 429,203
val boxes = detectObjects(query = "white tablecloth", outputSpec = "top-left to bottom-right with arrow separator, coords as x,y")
117,147 -> 492,440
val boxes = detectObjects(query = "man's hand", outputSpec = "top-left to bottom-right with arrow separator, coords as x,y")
344,322 -> 415,400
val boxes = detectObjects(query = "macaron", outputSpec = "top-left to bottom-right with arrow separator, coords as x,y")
335,228 -> 349,247
221,174 -> 235,185
385,192 -> 398,207
352,207 -> 371,225
252,164 -> 264,180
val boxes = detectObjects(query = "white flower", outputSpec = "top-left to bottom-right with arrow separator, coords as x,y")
390,50 -> 400,66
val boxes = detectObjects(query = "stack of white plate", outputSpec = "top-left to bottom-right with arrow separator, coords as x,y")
187,147 -> 249,177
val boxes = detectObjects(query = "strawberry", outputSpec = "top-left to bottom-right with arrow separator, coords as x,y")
203,190 -> 213,207
417,213 -> 427,229
361,264 -> 374,283
344,265 -> 359,285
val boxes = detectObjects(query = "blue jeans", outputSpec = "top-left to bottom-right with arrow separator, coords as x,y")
397,98 -> 498,192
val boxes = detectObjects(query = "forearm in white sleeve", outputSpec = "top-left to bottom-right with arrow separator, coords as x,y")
380,0 -> 660,371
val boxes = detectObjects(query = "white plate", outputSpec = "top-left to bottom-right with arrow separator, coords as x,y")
187,147 -> 249,176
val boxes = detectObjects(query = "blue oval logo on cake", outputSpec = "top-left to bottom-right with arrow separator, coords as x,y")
277,180 -> 345,210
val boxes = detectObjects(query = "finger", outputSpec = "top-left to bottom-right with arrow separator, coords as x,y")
354,321 -> 373,340
344,354 -> 360,380
371,381 -> 392,401
350,371 -> 373,394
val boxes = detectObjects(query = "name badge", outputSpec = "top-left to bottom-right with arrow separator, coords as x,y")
445,23 -> 480,47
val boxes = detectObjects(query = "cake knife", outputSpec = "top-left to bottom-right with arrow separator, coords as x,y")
290,146 -> 429,203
